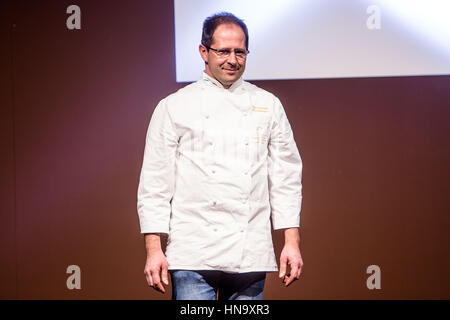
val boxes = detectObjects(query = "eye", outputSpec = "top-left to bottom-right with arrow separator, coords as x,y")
235,50 -> 246,57
218,49 -> 230,56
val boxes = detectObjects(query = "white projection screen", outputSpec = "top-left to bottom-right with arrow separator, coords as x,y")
174,0 -> 450,82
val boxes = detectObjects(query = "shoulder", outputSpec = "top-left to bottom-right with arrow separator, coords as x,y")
170,81 -> 201,99
152,81 -> 203,116
158,81 -> 202,106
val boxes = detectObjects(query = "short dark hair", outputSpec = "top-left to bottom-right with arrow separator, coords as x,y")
201,12 -> 249,50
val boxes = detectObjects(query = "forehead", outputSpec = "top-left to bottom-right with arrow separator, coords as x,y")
211,23 -> 246,48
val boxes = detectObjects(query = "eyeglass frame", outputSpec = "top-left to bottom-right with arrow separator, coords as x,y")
203,45 -> 250,59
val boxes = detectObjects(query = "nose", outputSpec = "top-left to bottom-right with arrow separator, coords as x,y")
227,50 -> 238,65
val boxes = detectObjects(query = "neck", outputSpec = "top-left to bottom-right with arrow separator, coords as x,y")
204,69 -> 232,89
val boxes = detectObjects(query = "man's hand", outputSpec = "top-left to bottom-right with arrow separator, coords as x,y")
143,233 -> 169,293
279,228 -> 303,287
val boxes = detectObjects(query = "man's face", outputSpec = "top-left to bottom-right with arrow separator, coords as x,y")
199,23 -> 247,89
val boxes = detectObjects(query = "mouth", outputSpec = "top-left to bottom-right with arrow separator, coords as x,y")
223,68 -> 238,74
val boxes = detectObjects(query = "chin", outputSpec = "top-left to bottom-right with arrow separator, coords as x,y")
224,73 -> 240,81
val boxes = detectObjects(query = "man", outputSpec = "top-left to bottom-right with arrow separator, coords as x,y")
137,12 -> 303,300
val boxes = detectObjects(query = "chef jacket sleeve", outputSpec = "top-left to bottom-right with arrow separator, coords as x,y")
137,98 -> 178,234
268,97 -> 303,230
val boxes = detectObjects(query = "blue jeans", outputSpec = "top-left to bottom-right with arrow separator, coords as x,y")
169,270 -> 266,300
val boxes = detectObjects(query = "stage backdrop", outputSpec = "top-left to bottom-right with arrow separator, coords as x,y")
1,0 -> 449,299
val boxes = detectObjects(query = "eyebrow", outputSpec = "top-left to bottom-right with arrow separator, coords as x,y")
217,47 -> 246,51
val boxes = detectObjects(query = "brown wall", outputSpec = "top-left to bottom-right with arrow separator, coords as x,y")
1,0 -> 449,299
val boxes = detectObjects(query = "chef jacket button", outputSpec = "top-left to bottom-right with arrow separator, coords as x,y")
212,170 -> 215,174
212,201 -> 217,206
205,114 -> 209,119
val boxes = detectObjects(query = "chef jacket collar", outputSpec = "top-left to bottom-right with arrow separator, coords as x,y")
201,72 -> 244,92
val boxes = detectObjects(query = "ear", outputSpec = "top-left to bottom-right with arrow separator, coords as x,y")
199,44 -> 208,64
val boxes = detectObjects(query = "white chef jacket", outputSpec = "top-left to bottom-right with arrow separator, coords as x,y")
137,72 -> 303,273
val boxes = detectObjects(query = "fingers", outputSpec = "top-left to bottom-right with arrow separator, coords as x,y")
284,264 -> 299,287
280,254 -> 303,287
161,265 -> 169,286
144,268 -> 153,287
144,256 -> 168,293
150,269 -> 166,293
279,255 -> 287,279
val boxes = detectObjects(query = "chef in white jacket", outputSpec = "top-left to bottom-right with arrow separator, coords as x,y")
138,12 -> 303,300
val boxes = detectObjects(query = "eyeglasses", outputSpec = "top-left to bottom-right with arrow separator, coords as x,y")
204,45 -> 249,59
